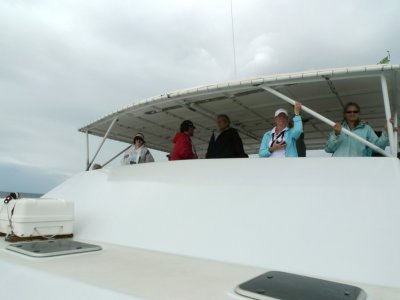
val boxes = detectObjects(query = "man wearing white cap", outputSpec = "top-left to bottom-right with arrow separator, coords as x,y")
259,102 -> 303,158
122,133 -> 154,165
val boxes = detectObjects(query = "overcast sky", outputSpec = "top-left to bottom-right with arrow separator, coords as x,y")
1,0 -> 399,193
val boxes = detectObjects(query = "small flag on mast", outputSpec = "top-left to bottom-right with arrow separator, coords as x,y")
378,56 -> 390,64
377,51 -> 391,64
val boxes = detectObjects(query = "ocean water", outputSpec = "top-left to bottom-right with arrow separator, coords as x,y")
0,191 -> 43,198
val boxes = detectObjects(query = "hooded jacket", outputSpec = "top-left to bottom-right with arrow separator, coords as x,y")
170,132 -> 196,160
259,115 -> 303,158
325,122 -> 389,157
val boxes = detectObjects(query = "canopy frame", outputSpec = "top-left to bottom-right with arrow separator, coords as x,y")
81,65 -> 400,169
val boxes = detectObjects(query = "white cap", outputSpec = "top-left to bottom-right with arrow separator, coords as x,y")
274,108 -> 288,117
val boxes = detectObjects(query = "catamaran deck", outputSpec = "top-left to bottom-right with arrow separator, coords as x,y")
1,238 -> 399,300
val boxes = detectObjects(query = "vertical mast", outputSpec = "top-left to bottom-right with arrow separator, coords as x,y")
230,0 -> 238,79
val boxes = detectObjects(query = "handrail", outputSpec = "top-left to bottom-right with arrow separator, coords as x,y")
393,71 -> 399,154
86,130 -> 90,170
86,116 -> 119,171
102,145 -> 131,168
261,85 -> 392,157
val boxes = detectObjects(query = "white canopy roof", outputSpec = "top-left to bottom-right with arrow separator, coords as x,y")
79,64 -> 400,156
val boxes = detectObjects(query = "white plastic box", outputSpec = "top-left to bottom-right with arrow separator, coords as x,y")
0,198 -> 74,238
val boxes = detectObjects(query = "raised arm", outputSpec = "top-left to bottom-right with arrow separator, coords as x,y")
291,115 -> 303,140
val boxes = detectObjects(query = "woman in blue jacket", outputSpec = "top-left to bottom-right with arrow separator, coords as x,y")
325,102 -> 389,157
259,102 -> 303,158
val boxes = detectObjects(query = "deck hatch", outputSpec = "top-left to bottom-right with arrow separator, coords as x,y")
6,240 -> 102,257
235,271 -> 366,300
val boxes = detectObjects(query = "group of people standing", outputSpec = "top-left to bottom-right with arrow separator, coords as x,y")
170,115 -> 248,160
121,101 -> 394,165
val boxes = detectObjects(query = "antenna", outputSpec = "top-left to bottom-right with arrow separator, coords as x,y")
230,0 -> 238,79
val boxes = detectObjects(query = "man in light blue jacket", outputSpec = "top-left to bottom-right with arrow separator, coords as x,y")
259,103 -> 303,158
325,102 -> 389,157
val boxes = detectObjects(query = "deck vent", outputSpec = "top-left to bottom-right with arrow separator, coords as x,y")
235,271 -> 366,300
6,240 -> 102,257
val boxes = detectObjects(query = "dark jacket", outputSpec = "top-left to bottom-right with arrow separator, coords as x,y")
171,132 -> 196,160
296,133 -> 306,157
206,128 -> 248,158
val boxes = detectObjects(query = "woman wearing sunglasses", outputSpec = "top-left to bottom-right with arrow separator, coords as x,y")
325,102 -> 389,156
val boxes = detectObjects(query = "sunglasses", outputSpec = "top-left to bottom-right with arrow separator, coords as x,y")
346,110 -> 359,114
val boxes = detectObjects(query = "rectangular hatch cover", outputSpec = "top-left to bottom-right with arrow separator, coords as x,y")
6,240 -> 102,257
235,271 -> 366,300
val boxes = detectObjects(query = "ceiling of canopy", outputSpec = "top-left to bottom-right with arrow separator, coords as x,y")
79,64 -> 400,157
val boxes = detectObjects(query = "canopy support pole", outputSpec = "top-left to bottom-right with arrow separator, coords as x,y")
102,145 -> 131,168
86,116 -> 118,171
86,130 -> 90,170
392,71 -> 399,155
380,75 -> 396,155
261,85 -> 392,157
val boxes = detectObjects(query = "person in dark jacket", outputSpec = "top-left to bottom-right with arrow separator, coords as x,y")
206,114 -> 248,158
296,132 -> 306,157
170,120 -> 198,160
288,116 -> 306,157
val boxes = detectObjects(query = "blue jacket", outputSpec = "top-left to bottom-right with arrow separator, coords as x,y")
325,122 -> 389,157
259,115 -> 303,157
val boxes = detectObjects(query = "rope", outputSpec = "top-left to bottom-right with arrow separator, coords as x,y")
2,193 -> 20,238
5,201 -> 17,238
34,226 -> 64,240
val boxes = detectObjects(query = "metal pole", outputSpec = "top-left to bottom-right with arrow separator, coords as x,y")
102,145 -> 131,168
261,85 -> 392,157
380,75 -> 396,155
230,0 -> 237,79
86,130 -> 90,170
392,71 -> 399,155
86,116 -> 118,171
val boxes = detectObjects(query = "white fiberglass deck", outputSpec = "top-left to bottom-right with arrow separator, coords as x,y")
1,158 -> 400,299
0,239 -> 399,300
39,158 -> 400,295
